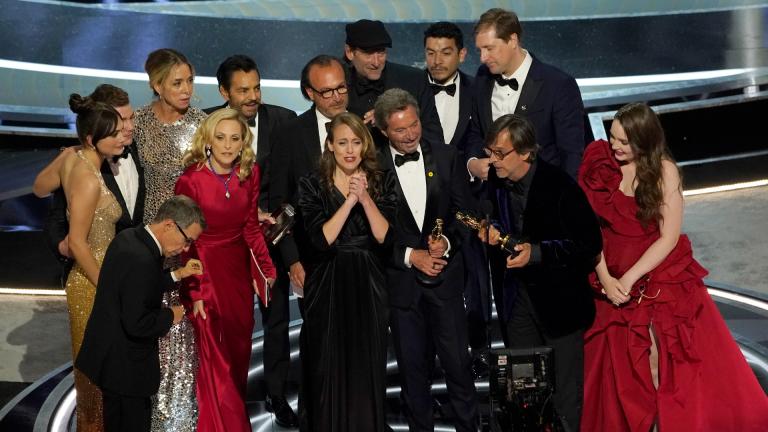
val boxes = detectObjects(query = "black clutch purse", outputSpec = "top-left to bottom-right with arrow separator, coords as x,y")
263,204 -> 296,246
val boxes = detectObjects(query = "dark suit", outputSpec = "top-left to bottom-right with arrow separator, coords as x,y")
203,102 -> 297,210
466,55 -> 589,179
43,143 -> 145,276
76,227 -> 176,431
347,61 -> 445,148
379,141 -> 478,432
427,69 -> 491,350
427,69 -> 474,149
487,161 -> 601,430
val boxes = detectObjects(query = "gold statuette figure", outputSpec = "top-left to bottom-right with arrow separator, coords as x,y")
455,211 -> 519,256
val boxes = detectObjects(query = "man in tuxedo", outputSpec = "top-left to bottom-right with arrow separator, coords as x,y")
204,54 -> 297,209
423,21 -> 474,149
424,21 -> 490,371
265,54 -> 349,427
203,53 -> 299,427
466,8 -> 589,181
33,84 -> 145,275
480,114 -> 601,431
343,19 -> 444,148
375,88 -> 478,431
76,195 -> 205,432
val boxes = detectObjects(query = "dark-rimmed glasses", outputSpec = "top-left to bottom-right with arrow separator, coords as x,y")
483,146 -> 517,160
173,220 -> 193,246
310,84 -> 349,99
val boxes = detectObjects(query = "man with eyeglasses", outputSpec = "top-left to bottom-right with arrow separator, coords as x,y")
344,19 -> 445,148
77,195 -> 205,432
479,114 -> 601,431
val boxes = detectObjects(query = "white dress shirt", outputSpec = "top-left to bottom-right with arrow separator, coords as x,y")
315,108 -> 332,152
491,49 -> 533,121
429,72 -> 461,145
108,152 -> 140,219
390,144 -> 428,268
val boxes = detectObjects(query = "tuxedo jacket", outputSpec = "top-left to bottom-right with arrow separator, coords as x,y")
466,55 -> 589,179
76,226 -> 175,397
204,102 -> 297,209
487,161 -> 600,337
378,140 -> 473,308
43,142 -> 145,263
425,69 -> 475,149
347,61 -> 444,148
268,107 -> 324,267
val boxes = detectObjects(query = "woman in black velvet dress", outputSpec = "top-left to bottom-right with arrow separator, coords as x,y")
297,112 -> 397,431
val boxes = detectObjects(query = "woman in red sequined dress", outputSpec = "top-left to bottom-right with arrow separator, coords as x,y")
578,102 -> 768,432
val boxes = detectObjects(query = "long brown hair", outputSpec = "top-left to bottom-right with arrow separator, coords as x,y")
181,108 -> 255,182
318,112 -> 384,199
614,103 -> 680,224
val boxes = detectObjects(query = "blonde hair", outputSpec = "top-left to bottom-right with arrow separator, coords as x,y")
144,48 -> 195,96
182,108 -> 255,181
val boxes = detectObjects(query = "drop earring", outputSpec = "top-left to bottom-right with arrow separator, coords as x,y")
205,147 -> 211,157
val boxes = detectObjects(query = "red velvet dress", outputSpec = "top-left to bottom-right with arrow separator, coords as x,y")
175,164 -> 276,432
578,140 -> 768,432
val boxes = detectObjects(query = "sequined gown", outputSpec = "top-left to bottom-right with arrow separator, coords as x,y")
175,164 -> 276,432
65,151 -> 122,432
134,105 -> 206,431
578,140 -> 768,432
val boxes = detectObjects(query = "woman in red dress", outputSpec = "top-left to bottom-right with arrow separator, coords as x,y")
175,108 -> 276,431
579,102 -> 768,431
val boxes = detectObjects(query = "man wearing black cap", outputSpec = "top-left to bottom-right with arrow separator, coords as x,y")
344,19 -> 445,148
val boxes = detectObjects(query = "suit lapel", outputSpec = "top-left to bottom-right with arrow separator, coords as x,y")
304,108 -> 323,161
129,142 -> 145,225
421,142 -> 440,235
256,105 -> 270,165
479,73 -> 495,132
516,58 -> 543,116
101,161 -> 131,226
378,148 -> 420,234
452,71 -> 473,147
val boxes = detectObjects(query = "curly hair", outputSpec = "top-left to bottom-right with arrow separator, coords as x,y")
181,108 -> 255,182
318,112 -> 384,199
614,102 -> 681,224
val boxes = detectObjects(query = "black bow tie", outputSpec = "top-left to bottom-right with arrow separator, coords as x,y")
430,83 -> 457,97
495,75 -> 519,91
247,117 -> 256,127
113,148 -> 130,162
394,151 -> 420,167
355,77 -> 385,95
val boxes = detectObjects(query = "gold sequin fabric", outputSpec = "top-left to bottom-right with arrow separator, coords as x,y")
134,104 -> 206,431
65,151 -> 122,432
134,104 -> 206,224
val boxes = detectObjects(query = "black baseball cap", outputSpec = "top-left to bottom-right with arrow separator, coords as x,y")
345,19 -> 392,50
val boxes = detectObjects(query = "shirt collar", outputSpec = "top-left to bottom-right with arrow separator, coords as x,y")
144,225 -> 163,255
501,49 -> 532,81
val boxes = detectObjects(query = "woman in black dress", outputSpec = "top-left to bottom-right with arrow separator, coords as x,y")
297,112 -> 397,431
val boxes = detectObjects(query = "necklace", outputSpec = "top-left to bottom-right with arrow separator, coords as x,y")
207,157 -> 236,199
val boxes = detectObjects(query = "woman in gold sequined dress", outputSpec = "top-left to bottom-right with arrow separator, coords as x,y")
60,94 -> 126,432
133,48 -> 207,431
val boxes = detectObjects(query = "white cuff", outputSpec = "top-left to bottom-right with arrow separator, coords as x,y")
404,247 -> 414,268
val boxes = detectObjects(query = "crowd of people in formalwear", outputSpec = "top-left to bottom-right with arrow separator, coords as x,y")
31,7 -> 768,432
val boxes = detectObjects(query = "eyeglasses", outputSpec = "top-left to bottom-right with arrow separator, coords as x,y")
310,84 -> 349,99
483,146 -> 517,160
173,220 -> 193,246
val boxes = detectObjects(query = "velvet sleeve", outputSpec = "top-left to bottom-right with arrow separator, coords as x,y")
297,174 -> 333,252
